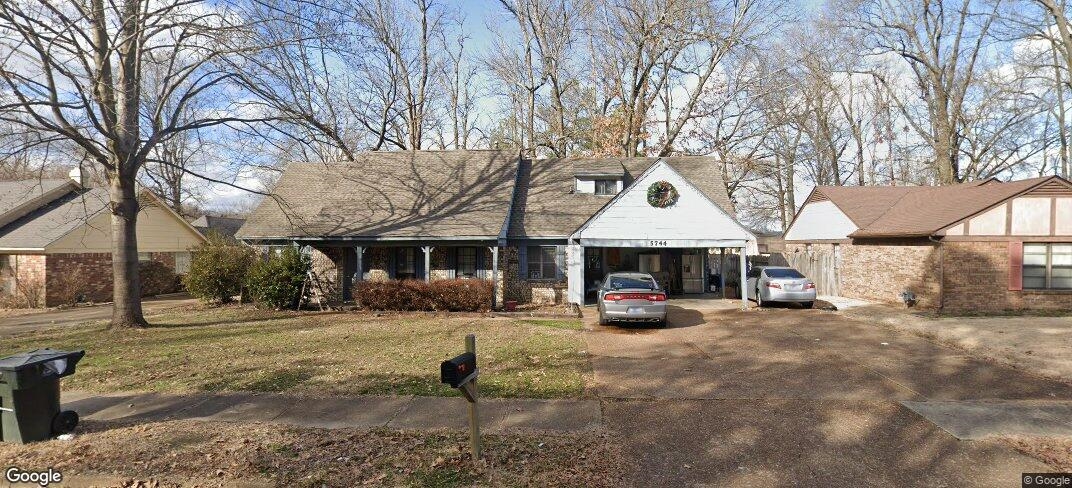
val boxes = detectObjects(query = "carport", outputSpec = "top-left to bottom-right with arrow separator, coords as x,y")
563,160 -> 757,309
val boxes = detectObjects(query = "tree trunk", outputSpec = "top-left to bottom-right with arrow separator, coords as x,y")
109,176 -> 146,328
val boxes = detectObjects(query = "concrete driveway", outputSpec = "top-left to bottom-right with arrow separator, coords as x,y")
586,302 -> 1072,487
0,295 -> 198,337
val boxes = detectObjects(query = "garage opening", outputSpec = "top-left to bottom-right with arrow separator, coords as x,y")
582,247 -> 742,304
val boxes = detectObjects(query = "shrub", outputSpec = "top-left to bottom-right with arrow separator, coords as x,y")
355,279 -> 492,312
139,260 -> 177,297
246,246 -> 311,310
50,268 -> 91,305
427,279 -> 493,312
183,235 -> 256,304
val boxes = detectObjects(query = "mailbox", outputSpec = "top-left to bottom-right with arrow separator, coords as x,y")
440,352 -> 477,388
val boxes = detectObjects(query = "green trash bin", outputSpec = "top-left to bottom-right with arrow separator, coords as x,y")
0,348 -> 85,444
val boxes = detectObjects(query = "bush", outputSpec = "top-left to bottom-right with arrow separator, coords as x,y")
183,235 -> 256,304
50,268 -> 91,305
139,260 -> 177,297
246,246 -> 311,310
355,279 -> 492,312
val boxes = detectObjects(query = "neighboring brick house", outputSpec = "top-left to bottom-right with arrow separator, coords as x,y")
0,174 -> 207,307
237,150 -> 757,307
783,176 -> 1072,312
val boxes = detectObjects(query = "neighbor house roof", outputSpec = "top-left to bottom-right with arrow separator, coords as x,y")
237,150 -> 521,240
508,156 -> 736,238
807,176 -> 1062,238
192,215 -> 246,238
0,179 -> 78,229
0,188 -> 110,249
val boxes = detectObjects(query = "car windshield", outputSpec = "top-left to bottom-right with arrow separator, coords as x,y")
607,276 -> 657,290
764,268 -> 805,279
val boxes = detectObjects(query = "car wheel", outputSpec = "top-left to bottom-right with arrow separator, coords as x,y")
598,309 -> 609,325
656,318 -> 667,328
802,301 -> 814,309
755,288 -> 764,307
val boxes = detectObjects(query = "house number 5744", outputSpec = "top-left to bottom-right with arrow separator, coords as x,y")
649,240 -> 668,247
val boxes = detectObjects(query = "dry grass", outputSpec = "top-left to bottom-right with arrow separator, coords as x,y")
1002,436 -> 1072,472
0,419 -> 624,487
1,306 -> 588,398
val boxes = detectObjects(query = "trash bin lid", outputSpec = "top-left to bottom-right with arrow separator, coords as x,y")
0,349 -> 85,372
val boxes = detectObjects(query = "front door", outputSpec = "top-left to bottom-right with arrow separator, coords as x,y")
681,253 -> 703,293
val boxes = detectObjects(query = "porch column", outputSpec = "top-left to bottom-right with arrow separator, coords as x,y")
489,246 -> 499,310
739,246 -> 747,310
353,246 -> 365,282
566,243 -> 584,305
720,248 -> 726,299
422,246 -> 433,282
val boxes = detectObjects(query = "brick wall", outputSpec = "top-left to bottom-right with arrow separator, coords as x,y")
943,241 -> 1072,312
786,240 -> 941,308
0,254 -> 47,307
45,253 -> 113,307
788,240 -> 1072,312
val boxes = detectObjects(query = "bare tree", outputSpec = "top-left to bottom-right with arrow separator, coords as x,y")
0,1 -> 270,327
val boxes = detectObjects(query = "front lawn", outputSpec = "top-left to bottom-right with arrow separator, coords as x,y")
1,307 -> 588,398
0,419 -> 624,487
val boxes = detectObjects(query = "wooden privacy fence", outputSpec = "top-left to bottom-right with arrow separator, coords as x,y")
784,247 -> 841,297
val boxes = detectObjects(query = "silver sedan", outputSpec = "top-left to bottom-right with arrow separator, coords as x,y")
597,272 -> 668,327
746,266 -> 817,308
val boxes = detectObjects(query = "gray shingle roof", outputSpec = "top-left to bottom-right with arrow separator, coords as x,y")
237,150 -> 521,240
0,188 -> 110,249
192,215 -> 246,238
508,156 -> 736,238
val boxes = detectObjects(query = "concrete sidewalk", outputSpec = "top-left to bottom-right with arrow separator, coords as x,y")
62,390 -> 602,433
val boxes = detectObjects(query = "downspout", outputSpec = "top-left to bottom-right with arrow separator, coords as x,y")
929,235 -> 944,313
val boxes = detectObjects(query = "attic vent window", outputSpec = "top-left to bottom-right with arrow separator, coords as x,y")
594,179 -> 617,196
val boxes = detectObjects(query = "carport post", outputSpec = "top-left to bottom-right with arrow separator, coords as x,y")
422,246 -> 433,282
739,247 -> 747,310
719,248 -> 726,298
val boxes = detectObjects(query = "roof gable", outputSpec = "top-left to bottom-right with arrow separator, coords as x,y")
571,159 -> 755,248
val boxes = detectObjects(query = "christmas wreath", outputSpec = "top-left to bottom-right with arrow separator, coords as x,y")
646,181 -> 679,208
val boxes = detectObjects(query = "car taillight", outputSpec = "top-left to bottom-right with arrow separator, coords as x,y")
804,283 -> 816,290
647,293 -> 666,302
765,282 -> 782,289
605,293 -> 623,301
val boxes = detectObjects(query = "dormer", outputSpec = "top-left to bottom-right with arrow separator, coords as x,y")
573,161 -> 625,196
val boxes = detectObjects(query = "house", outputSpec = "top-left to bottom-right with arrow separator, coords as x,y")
191,215 -> 246,239
237,150 -> 757,307
782,176 -> 1072,312
0,170 -> 208,307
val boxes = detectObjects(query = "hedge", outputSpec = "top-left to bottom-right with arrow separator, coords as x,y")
355,279 -> 493,312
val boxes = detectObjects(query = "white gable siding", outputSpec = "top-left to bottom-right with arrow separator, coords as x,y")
1011,197 -> 1052,235
572,161 -> 753,247
967,204 -> 1007,235
47,203 -> 206,253
784,201 -> 857,241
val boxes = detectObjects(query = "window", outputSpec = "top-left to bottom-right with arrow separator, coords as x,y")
138,252 -> 152,262
1025,243 -> 1072,290
594,179 -> 617,195
456,247 -> 477,278
396,248 -> 416,280
526,246 -> 558,280
764,268 -> 805,279
605,275 -> 657,290
174,252 -> 191,274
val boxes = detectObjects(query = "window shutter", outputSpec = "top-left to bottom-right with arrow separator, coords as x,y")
447,249 -> 457,279
415,247 -> 425,280
519,246 -> 528,280
1009,241 -> 1023,291
387,249 -> 397,280
476,247 -> 486,280
555,245 -> 566,279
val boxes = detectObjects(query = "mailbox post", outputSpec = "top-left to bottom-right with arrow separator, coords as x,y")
440,334 -> 481,460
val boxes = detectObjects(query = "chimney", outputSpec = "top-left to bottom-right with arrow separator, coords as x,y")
68,166 -> 87,187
